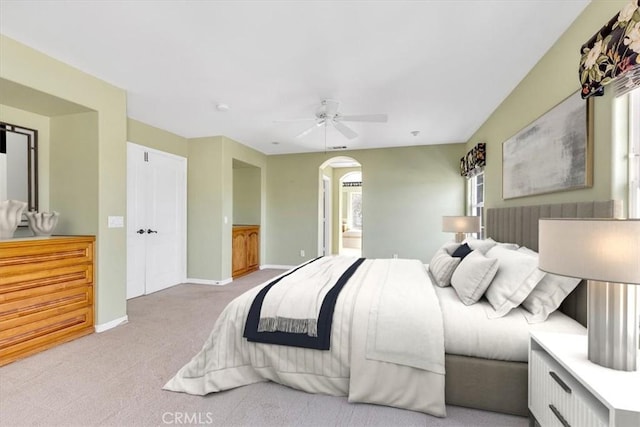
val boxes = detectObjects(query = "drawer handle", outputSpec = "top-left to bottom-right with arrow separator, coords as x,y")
549,404 -> 571,427
549,371 -> 571,394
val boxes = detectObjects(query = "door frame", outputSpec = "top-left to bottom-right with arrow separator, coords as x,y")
321,175 -> 331,256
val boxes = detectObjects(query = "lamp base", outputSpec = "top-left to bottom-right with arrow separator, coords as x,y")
587,280 -> 638,371
454,232 -> 465,243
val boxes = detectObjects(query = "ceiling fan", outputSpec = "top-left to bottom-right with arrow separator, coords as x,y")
276,99 -> 388,140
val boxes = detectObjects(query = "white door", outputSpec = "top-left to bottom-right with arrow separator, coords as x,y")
127,143 -> 186,299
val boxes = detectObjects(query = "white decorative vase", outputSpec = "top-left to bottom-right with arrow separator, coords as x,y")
25,211 -> 60,236
0,200 -> 28,239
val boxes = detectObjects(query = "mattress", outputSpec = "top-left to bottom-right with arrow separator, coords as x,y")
434,285 -> 586,362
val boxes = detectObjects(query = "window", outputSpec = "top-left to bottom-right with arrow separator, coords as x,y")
467,171 -> 484,238
630,88 -> 640,218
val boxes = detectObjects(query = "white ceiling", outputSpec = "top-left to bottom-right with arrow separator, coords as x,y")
0,0 -> 590,155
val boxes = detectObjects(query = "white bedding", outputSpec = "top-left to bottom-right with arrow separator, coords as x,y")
164,258 -> 446,417
434,284 -> 586,362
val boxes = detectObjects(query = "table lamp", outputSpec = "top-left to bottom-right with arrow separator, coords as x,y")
538,218 -> 640,371
442,216 -> 481,243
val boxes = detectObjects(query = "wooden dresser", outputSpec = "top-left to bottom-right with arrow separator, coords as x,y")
232,225 -> 259,278
0,235 -> 95,366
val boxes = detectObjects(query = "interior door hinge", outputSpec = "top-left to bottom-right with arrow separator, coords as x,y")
144,151 -> 149,162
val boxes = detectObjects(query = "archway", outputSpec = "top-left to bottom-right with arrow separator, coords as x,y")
318,156 -> 362,257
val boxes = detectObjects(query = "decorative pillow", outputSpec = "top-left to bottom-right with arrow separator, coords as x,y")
522,273 -> 582,323
440,242 -> 461,255
451,243 -> 472,259
484,246 -> 546,318
463,238 -> 497,254
429,249 -> 462,287
450,250 -> 499,305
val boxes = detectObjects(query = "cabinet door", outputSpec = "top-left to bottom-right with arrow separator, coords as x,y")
246,229 -> 259,269
232,230 -> 248,276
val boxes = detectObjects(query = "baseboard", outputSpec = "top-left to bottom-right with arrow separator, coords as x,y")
95,315 -> 128,333
186,277 -> 233,286
260,264 -> 294,270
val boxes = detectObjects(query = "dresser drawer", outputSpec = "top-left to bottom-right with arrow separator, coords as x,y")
0,306 -> 93,364
0,282 -> 93,327
0,239 -> 94,273
530,349 -> 608,427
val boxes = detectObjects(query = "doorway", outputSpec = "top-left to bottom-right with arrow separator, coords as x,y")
318,156 -> 362,257
126,143 -> 187,299
339,171 -> 362,256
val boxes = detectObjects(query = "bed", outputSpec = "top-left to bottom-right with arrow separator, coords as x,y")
164,200 -> 622,417
448,199 -> 623,415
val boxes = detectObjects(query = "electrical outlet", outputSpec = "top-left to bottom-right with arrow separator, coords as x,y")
300,250 -> 305,257
392,253 -> 398,259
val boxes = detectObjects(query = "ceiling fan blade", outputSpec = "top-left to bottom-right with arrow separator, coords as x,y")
337,114 -> 388,123
333,121 -> 358,140
296,120 -> 323,138
322,99 -> 340,118
273,118 -> 317,123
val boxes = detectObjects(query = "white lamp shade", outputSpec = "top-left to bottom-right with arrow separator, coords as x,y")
442,216 -> 481,233
539,218 -> 640,285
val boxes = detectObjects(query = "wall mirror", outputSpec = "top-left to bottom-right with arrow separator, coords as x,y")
0,122 -> 38,222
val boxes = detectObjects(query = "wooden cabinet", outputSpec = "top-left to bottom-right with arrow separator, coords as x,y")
232,225 -> 259,278
0,236 -> 95,366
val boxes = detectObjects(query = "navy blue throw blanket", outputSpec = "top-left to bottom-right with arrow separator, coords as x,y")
243,257 -> 366,350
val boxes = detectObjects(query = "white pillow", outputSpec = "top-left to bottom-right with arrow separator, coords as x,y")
484,246 -> 546,318
463,238 -> 497,254
517,246 -> 538,257
522,273 -> 582,323
490,238 -> 520,250
429,249 -> 461,287
451,250 -> 499,305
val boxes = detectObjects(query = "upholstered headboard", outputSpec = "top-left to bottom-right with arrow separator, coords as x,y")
485,200 -> 623,327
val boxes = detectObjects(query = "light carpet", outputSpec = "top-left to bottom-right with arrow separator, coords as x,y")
0,269 -> 528,427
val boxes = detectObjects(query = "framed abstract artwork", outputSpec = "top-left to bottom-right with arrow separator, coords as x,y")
502,91 -> 593,199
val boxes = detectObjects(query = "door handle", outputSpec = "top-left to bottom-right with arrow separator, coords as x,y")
147,229 -> 158,234
136,229 -> 145,234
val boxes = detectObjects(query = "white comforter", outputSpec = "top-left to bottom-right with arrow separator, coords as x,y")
164,258 -> 446,417
435,285 -> 585,361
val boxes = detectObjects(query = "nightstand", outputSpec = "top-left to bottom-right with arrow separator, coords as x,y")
529,331 -> 640,427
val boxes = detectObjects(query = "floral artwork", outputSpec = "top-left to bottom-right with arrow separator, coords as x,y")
580,0 -> 640,99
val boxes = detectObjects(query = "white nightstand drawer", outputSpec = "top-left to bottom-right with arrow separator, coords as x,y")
530,349 -> 608,427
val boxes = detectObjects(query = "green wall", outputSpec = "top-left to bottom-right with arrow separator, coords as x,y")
187,136 -> 224,280
0,34 -> 128,327
187,136 -> 267,282
50,112 -> 99,236
266,143 -> 466,265
127,118 -> 188,157
233,163 -> 261,225
466,0 -> 630,214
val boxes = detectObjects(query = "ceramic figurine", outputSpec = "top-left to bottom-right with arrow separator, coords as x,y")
25,211 -> 60,236
0,200 -> 28,239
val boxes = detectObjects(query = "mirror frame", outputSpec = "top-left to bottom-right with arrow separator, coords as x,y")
0,121 -> 39,215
